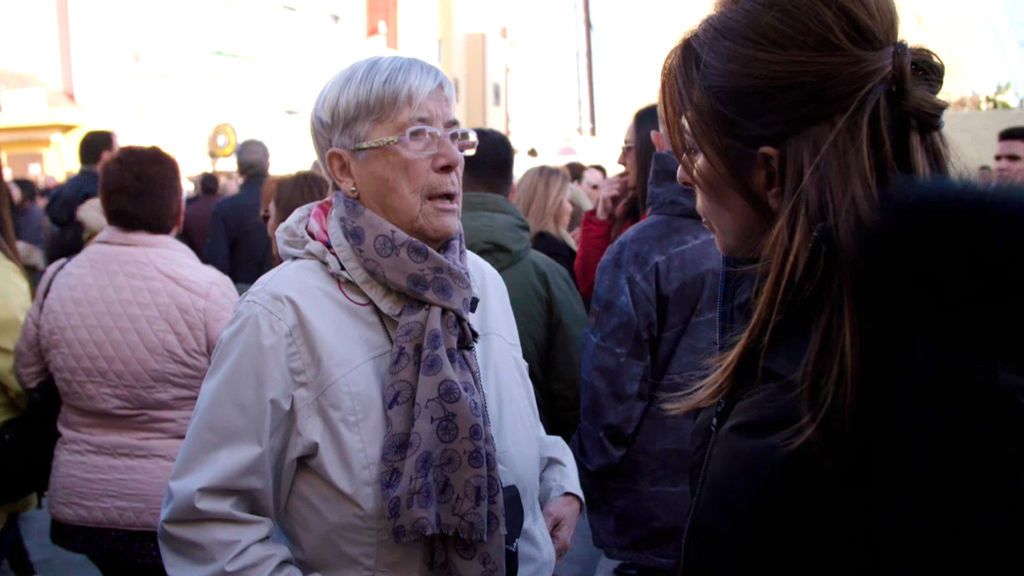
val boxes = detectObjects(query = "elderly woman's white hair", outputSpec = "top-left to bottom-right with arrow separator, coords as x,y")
310,56 -> 456,186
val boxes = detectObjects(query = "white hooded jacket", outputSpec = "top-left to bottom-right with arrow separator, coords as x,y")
159,201 -> 582,575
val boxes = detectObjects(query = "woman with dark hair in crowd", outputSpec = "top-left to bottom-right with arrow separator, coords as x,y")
514,165 -> 578,281
574,104 -> 658,305
264,170 -> 330,264
662,0 -> 1023,573
15,146 -> 237,575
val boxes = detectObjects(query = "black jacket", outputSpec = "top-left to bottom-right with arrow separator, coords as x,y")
531,231 -> 576,285
205,176 -> 272,287
678,178 -> 1024,575
45,169 -> 99,261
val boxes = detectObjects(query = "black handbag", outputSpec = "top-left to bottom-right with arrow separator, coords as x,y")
0,259 -> 70,505
502,485 -> 524,576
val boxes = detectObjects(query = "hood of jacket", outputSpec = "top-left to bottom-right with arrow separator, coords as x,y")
460,192 -> 532,272
277,200 -> 335,267
646,151 -> 699,220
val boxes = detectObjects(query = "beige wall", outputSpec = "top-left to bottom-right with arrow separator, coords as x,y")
944,109 -> 1024,176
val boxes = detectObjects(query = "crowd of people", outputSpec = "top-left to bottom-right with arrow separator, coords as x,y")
1,0 -> 1023,575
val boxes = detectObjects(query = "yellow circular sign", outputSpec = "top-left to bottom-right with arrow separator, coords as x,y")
208,123 -> 237,159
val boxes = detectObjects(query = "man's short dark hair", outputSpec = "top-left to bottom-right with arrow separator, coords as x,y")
463,128 -> 514,196
564,161 -> 585,183
79,130 -> 116,166
199,173 -> 219,196
100,146 -> 182,234
588,164 -> 607,178
998,126 -> 1024,143
237,139 -> 270,179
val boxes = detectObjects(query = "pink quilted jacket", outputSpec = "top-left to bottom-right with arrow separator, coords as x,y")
15,227 -> 238,530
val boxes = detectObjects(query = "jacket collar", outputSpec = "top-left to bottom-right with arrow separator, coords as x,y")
70,169 -> 100,188
460,192 -> 532,271
718,255 -> 811,387
646,151 -> 699,219
718,256 -> 759,353
238,175 -> 266,198
93,226 -> 199,260
462,191 -> 520,218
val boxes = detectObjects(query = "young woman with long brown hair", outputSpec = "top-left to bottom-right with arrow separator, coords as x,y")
661,0 -> 1022,573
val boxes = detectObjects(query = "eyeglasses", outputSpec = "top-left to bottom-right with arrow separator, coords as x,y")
621,143 -> 635,156
351,126 -> 478,157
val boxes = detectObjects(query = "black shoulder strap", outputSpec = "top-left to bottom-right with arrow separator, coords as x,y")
38,258 -> 72,312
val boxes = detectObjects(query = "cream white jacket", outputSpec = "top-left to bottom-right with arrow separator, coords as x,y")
159,203 -> 582,575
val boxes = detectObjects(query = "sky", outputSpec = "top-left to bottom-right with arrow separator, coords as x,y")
2,0 -> 1023,176
588,0 -> 1024,140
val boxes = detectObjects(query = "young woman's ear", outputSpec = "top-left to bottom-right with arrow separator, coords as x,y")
650,130 -> 671,154
325,148 -> 356,192
755,146 -> 783,213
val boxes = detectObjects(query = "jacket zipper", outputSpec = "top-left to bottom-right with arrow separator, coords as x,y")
677,397 -> 725,574
677,258 -> 730,574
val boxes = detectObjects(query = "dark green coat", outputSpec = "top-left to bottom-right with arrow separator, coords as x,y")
461,192 -> 586,441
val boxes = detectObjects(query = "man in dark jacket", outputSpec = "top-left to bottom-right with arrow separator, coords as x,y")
180,173 -> 221,262
45,130 -> 117,261
572,150 -> 720,575
461,128 -> 587,441
206,140 -> 272,288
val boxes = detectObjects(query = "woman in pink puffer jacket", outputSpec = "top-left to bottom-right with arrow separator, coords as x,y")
15,146 -> 238,575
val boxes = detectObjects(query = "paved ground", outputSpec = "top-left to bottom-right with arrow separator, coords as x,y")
4,501 -> 612,576
1,502 -> 98,576
557,510 -> 618,576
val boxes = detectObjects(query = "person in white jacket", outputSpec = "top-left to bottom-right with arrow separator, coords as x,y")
159,55 -> 583,576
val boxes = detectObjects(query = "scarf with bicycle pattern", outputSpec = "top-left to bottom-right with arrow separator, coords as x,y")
307,194 -> 505,576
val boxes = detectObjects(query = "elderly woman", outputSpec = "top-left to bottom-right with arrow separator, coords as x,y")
159,56 -> 583,576
15,146 -> 238,575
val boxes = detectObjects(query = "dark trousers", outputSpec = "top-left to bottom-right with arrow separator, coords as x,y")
614,562 -> 674,576
51,519 -> 165,576
86,553 -> 167,576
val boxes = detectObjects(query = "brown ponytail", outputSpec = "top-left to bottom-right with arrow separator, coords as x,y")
662,0 -> 950,444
